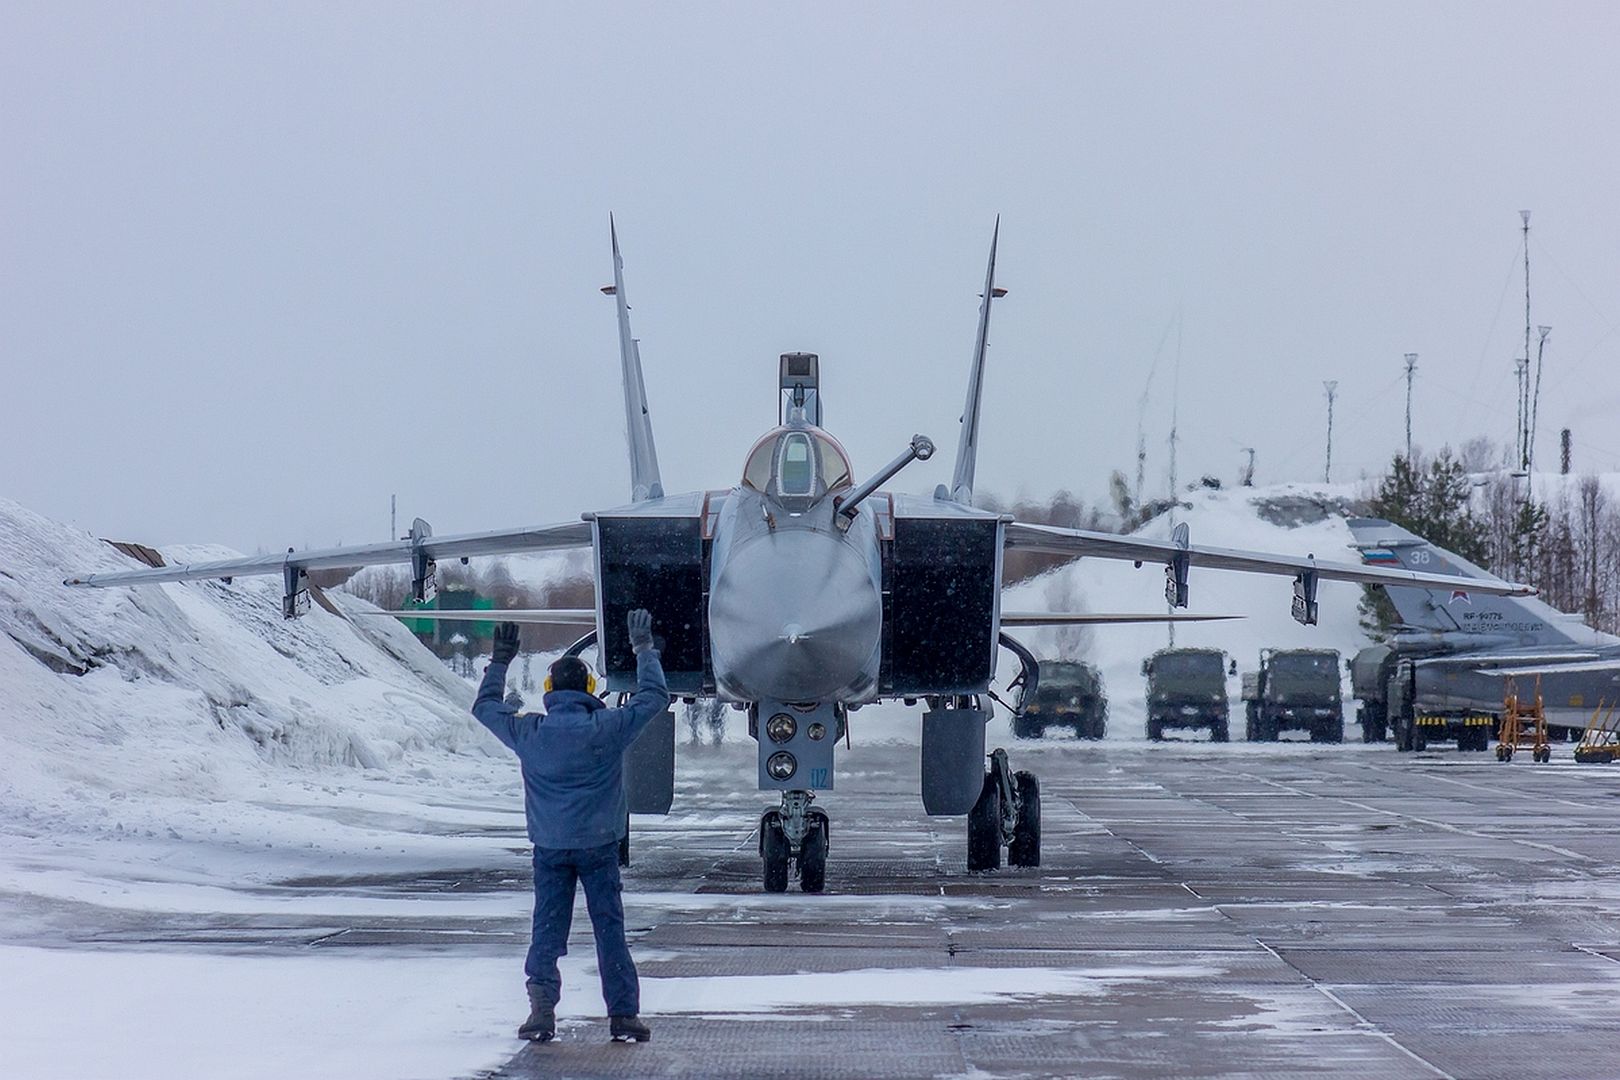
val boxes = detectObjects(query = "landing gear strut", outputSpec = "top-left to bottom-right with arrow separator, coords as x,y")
967,747 -> 1041,872
760,790 -> 829,893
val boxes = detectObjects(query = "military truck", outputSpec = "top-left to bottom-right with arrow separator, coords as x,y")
1013,659 -> 1108,739
1349,643 -> 1493,752
1142,648 -> 1231,741
1241,648 -> 1344,742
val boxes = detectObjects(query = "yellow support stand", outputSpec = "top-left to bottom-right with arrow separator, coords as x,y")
1573,702 -> 1619,764
1497,678 -> 1551,763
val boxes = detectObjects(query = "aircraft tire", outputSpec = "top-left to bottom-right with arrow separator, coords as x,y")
761,813 -> 790,893
967,774 -> 1002,872
1008,771 -> 1041,868
799,817 -> 828,893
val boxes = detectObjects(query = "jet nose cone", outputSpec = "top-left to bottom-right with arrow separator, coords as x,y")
710,530 -> 881,702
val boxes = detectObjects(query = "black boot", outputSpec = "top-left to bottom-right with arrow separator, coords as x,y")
609,1015 -> 651,1043
518,987 -> 555,1042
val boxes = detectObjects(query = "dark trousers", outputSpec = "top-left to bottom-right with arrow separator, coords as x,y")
525,841 -> 639,1017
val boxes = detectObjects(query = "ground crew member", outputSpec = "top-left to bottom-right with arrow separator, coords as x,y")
473,609 -> 668,1044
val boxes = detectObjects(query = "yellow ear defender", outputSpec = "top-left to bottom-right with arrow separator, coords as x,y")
544,659 -> 598,696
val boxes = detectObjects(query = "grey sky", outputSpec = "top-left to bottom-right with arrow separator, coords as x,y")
4,2 -> 1617,554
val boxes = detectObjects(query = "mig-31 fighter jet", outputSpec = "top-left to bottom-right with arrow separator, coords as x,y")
67,220 -> 1533,892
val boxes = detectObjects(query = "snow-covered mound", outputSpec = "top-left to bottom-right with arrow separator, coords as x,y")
1004,482 -> 1374,736
0,497 -> 497,843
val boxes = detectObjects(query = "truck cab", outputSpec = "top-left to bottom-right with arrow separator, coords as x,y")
1142,648 -> 1231,741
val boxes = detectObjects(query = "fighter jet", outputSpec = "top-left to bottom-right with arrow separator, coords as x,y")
67,220 -> 1533,892
1347,518 -> 1620,747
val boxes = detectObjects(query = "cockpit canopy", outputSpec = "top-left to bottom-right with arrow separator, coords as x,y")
742,426 -> 854,503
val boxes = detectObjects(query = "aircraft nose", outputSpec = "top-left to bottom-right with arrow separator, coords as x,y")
709,530 -> 881,702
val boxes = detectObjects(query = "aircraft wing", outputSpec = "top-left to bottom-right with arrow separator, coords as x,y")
358,608 -> 598,625
1001,611 -> 1239,626
63,520 -> 592,588
1476,658 -> 1620,677
1003,522 -> 1535,597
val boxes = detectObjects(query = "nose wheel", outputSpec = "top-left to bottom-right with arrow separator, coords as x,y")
760,790 -> 829,893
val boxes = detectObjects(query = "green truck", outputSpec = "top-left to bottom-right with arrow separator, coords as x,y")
1013,659 -> 1108,739
1241,648 -> 1344,742
1142,648 -> 1231,741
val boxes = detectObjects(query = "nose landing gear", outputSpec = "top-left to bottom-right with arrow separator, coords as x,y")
760,790 -> 830,893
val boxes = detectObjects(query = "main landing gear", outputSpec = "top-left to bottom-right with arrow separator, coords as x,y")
967,747 -> 1041,872
760,790 -> 829,893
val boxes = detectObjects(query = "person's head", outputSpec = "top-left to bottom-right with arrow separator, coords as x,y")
546,655 -> 596,695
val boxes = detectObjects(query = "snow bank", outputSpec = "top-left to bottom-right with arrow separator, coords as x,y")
0,497 -> 498,846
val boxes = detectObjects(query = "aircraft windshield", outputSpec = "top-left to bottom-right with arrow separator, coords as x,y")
780,434 -> 814,495
741,428 -> 854,497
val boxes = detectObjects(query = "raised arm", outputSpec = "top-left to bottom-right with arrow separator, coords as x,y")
605,609 -> 671,752
470,623 -> 523,750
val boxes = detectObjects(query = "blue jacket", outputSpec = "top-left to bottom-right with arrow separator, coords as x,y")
472,649 -> 669,850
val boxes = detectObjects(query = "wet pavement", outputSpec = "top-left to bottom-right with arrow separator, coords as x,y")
71,737 -> 1620,1077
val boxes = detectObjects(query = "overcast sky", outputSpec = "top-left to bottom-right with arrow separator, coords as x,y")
4,2 -> 1618,554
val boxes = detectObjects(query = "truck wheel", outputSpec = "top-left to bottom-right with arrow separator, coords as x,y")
1210,718 -> 1229,743
1314,715 -> 1344,744
762,813 -> 790,893
1258,711 -> 1280,742
967,773 -> 1002,872
1147,717 -> 1164,741
1411,725 -> 1428,752
1008,771 -> 1040,867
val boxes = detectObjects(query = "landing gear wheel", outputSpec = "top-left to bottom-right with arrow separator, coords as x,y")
761,812 -> 790,893
1008,771 -> 1041,867
967,773 -> 1002,872
799,812 -> 828,893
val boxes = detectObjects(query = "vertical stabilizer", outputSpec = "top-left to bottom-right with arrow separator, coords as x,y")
609,217 -> 663,501
1346,518 -> 1617,647
949,218 -> 1001,504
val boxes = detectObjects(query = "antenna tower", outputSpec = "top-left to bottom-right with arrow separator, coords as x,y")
1403,353 -> 1417,461
1323,380 -> 1339,483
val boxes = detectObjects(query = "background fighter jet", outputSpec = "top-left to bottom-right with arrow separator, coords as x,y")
1348,518 -> 1620,746
67,220 -> 1533,892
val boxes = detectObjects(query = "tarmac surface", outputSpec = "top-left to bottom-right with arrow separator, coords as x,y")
75,734 -> 1620,1078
